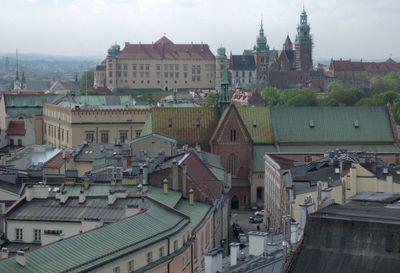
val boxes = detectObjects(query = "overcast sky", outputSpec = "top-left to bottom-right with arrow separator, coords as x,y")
1,0 -> 399,60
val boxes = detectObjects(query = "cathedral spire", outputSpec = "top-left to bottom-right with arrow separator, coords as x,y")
254,18 -> 269,53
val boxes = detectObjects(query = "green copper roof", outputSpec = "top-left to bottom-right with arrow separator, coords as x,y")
272,106 -> 395,144
5,94 -> 62,118
175,199 -> 211,230
141,112 -> 153,136
131,132 -> 177,145
57,95 -> 148,110
0,200 -> 189,273
237,106 -> 274,144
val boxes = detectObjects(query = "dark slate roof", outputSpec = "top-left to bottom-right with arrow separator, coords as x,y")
231,55 -> 256,71
288,201 -> 400,273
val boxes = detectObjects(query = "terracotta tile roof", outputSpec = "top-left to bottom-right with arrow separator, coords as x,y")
44,151 -> 72,169
330,58 -> 400,72
151,107 -> 220,146
6,121 -> 26,136
181,152 -> 223,201
117,36 -> 215,60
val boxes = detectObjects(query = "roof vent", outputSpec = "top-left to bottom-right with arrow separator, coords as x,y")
309,120 -> 315,128
353,119 -> 359,128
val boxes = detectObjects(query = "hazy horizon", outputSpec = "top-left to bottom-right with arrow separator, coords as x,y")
1,0 -> 399,60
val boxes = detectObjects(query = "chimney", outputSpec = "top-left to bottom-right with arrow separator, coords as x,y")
195,144 -> 201,152
142,163 -> 149,185
319,187 -> 333,209
188,188 -> 194,205
172,159 -> 178,190
108,190 -> 116,205
290,222 -> 300,244
163,178 -> 169,194
266,241 -> 279,256
182,164 -> 187,197
299,198 -> 315,230
0,248 -> 8,260
83,177 -> 90,190
230,242 -> 240,266
204,248 -> 223,273
248,231 -> 268,256
16,251 -> 26,267
60,190 -> 68,204
79,190 -> 86,204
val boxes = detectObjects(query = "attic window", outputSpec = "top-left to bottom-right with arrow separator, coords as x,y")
309,120 -> 315,128
353,119 -> 359,128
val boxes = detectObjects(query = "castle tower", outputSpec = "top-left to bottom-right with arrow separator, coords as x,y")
253,20 -> 269,88
295,8 -> 313,71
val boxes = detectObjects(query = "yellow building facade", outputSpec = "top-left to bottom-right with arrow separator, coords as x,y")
43,96 -> 149,149
95,36 -> 216,91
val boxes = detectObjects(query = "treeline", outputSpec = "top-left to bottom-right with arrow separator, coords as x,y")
261,71 -> 400,122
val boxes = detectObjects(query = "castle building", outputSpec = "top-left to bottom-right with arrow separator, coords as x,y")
229,8 -> 314,90
94,36 -> 216,92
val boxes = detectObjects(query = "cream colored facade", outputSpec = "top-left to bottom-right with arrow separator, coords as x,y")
106,58 -> 216,91
291,163 -> 400,224
43,103 -> 149,149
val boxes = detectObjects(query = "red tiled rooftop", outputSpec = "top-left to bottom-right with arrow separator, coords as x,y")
44,151 -> 72,169
117,36 -> 215,60
6,121 -> 26,136
181,152 -> 223,201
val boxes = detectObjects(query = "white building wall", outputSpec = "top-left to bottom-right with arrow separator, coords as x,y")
6,220 -> 82,243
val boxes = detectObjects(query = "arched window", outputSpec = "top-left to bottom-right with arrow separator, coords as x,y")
228,153 -> 237,176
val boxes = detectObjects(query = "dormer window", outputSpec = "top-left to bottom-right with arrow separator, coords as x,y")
309,120 -> 315,128
353,119 -> 359,128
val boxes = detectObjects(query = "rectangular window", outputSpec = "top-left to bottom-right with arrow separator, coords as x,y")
257,187 -> 264,201
173,240 -> 178,251
230,129 -> 237,141
61,128 -> 64,141
140,64 -> 144,70
128,260 -> 134,272
183,64 -> 188,71
101,132 -> 109,144
132,64 -> 137,70
44,123 -> 47,135
17,139 -> 22,146
145,72 -> 150,78
123,64 -> 127,70
147,252 -> 153,263
15,228 -> 23,241
119,131 -> 128,143
113,266 -> 120,273
169,64 -> 174,70
164,64 -> 168,70
156,64 -> 161,71
86,131 -> 94,142
159,246 -> 165,258
175,72 -> 179,78
140,72 -> 144,78
157,72 -> 161,79
175,64 -> 179,71
132,72 -> 137,78
66,130 -> 69,143
145,64 -> 150,70
34,229 -> 41,241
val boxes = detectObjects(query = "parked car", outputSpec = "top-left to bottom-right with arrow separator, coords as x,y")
254,209 -> 264,217
249,216 -> 263,224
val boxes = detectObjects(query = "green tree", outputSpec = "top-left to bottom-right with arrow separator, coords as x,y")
205,92 -> 219,106
327,80 -> 344,92
261,87 -> 281,106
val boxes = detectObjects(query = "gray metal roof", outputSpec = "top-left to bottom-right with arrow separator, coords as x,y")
7,197 -> 146,223
231,55 -> 256,71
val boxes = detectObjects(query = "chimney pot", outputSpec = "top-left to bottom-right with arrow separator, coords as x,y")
163,178 -> 169,194
188,188 -> 194,205
16,251 -> 26,267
